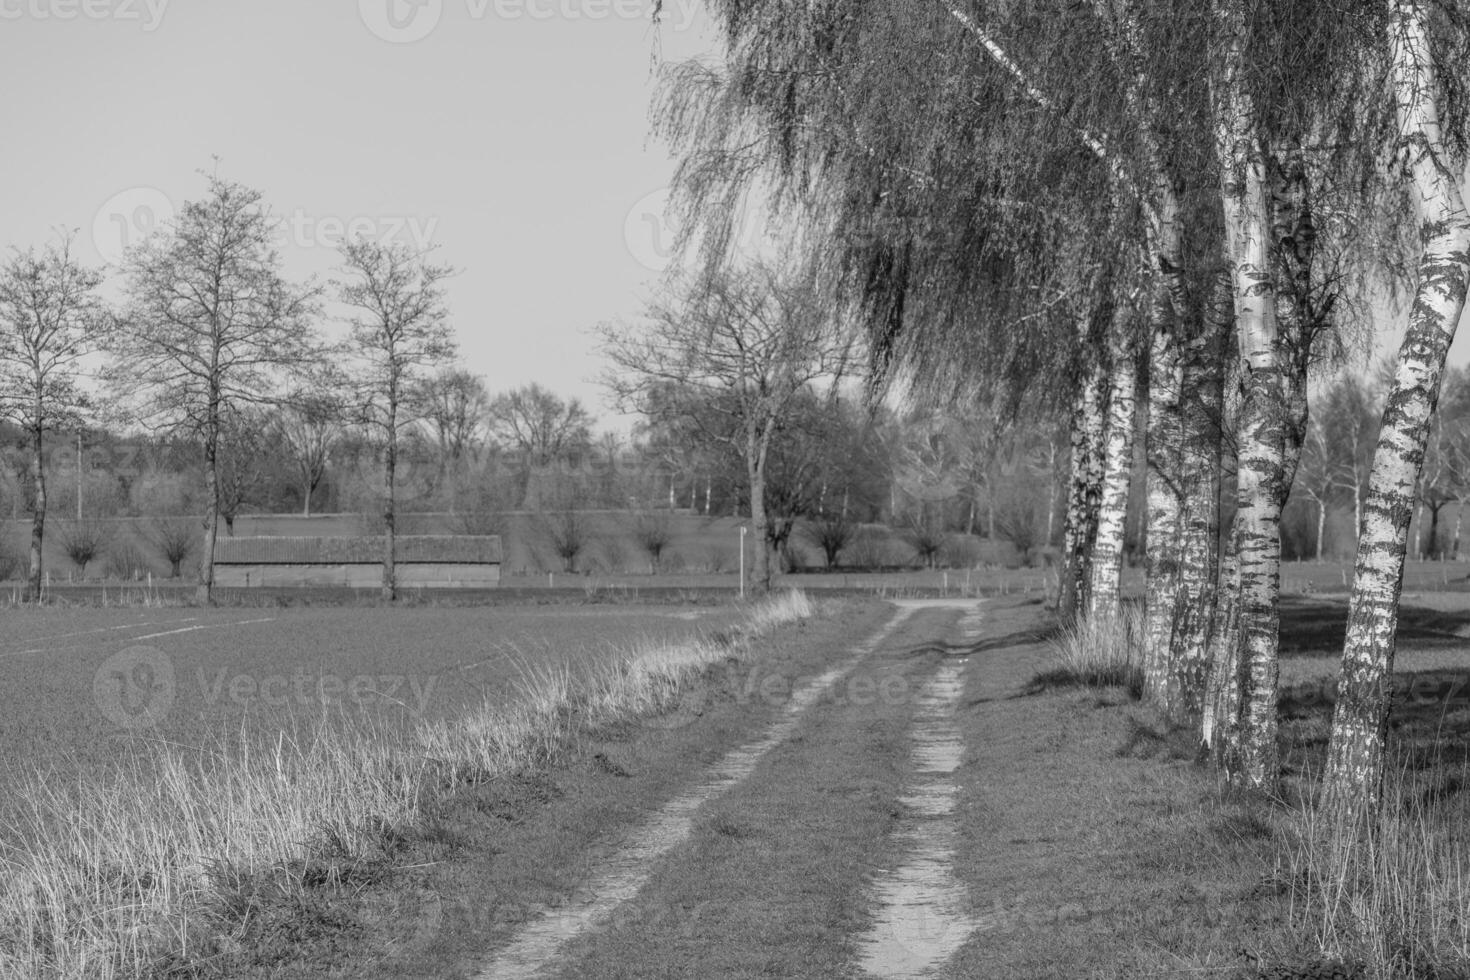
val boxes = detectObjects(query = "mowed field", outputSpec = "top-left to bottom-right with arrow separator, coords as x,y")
0,603 -> 743,785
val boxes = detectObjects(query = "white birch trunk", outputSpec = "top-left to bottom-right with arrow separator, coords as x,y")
1061,325 -> 1108,621
1321,0 -> 1470,821
1171,315 -> 1226,722
1087,315 -> 1138,619
1212,0 -> 1285,790
1143,315 -> 1184,704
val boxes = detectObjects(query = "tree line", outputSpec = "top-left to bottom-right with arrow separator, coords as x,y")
0,173 -> 1072,600
0,372 -> 1074,581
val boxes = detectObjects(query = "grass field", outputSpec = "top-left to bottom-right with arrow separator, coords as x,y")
0,603 -> 745,784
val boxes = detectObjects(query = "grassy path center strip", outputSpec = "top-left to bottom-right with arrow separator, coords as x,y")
471,604 -> 918,980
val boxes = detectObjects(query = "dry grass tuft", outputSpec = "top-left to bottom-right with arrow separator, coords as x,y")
1040,603 -> 1144,695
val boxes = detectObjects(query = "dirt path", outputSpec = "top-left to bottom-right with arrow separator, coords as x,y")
856,604 -> 985,977
465,598 -> 989,979
308,595 -> 1280,980
472,604 -> 921,979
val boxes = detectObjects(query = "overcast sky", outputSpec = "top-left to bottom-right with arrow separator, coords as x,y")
3,0 -> 717,427
3,0 -> 1467,434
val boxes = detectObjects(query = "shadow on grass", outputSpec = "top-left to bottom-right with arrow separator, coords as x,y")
1022,664 -> 1144,700
1278,597 -> 1470,805
1114,715 -> 1197,762
1279,596 -> 1470,658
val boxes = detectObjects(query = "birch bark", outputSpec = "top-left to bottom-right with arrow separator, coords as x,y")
1087,314 -> 1138,619
1143,315 -> 1184,702
1211,0 -> 1286,790
1321,0 -> 1470,821
1061,322 -> 1108,621
1169,319 -> 1226,721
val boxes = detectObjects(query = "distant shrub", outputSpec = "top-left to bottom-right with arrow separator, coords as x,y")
541,509 -> 589,573
105,539 -> 152,581
846,526 -> 887,570
904,515 -> 946,569
450,481 -> 509,536
632,511 -> 673,573
58,520 -> 111,578
703,545 -> 730,574
148,517 -> 196,578
803,513 -> 855,570
940,535 -> 982,569
0,533 -> 20,582
597,535 -> 631,574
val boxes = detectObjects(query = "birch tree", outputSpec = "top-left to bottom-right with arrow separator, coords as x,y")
1059,326 -> 1108,619
109,174 -> 319,604
336,238 -> 456,603
1319,0 -> 1470,823
0,234 -> 105,602
656,0 -> 1152,612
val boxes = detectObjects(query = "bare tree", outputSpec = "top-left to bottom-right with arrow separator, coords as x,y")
488,383 -> 593,509
419,367 -> 490,463
488,383 -> 593,464
336,238 -> 456,602
275,390 -> 343,517
216,405 -> 269,536
0,232 -> 105,601
602,262 -> 851,593
106,172 -> 319,604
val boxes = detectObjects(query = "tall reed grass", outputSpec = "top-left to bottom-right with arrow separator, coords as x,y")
0,590 -> 815,979
1284,758 -> 1470,979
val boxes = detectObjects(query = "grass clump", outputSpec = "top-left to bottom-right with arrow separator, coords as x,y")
1032,602 -> 1144,696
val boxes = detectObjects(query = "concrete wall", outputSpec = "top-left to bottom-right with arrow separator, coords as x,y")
214,563 -> 501,588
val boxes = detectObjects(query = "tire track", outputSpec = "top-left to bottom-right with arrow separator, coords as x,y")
472,604 -> 920,980
857,604 -> 984,978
